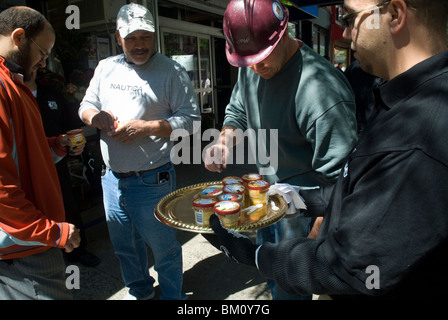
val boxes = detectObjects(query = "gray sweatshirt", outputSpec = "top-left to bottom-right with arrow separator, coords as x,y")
79,53 -> 201,173
223,42 -> 358,187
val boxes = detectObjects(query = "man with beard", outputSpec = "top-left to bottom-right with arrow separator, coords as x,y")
79,3 -> 200,300
0,6 -> 80,299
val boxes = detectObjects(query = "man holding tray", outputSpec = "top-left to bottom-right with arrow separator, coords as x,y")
206,0 -> 448,299
79,3 -> 200,300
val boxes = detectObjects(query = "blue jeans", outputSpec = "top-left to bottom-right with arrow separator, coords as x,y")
102,162 -> 186,300
257,216 -> 313,300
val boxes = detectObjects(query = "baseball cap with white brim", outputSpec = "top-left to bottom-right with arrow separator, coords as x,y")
116,3 -> 155,38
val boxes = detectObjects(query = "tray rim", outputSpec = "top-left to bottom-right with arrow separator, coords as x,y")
154,181 -> 287,233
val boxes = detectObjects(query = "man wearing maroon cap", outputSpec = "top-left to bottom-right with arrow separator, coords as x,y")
204,0 -> 358,300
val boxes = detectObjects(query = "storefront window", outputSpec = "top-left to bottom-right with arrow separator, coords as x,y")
312,25 -> 329,58
163,33 -> 199,88
163,31 -> 214,115
199,38 -> 212,113
334,46 -> 348,71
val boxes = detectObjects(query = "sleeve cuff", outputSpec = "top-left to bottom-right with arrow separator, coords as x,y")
48,136 -> 68,157
54,222 -> 70,249
255,243 -> 276,279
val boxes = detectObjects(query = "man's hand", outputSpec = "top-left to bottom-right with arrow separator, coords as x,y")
203,143 -> 231,173
109,119 -> 149,143
203,214 -> 259,267
56,134 -> 85,156
203,126 -> 239,173
308,217 -> 323,239
109,119 -> 172,143
89,110 -> 116,132
64,224 -> 81,253
68,144 -> 85,156
56,134 -> 70,149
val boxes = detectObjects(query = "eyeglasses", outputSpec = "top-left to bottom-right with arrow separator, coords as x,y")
30,38 -> 50,60
338,1 -> 391,29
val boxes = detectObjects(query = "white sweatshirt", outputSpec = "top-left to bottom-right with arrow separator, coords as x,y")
79,52 -> 200,173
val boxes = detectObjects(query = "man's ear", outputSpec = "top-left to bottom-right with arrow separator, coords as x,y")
115,30 -> 124,53
11,28 -> 26,47
115,30 -> 122,47
388,0 -> 408,35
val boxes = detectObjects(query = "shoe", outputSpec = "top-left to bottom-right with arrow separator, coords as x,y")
65,248 -> 101,267
122,291 -> 155,300
77,250 -> 101,267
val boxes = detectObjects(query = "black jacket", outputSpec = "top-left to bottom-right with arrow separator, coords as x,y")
258,50 -> 448,299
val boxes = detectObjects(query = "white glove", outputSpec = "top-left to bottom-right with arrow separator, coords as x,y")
267,183 -> 307,215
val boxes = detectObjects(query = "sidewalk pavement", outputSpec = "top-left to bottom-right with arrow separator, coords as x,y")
70,162 -> 273,300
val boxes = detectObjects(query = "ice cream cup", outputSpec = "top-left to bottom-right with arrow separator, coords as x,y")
246,179 -> 270,221
214,200 -> 241,228
192,197 -> 218,227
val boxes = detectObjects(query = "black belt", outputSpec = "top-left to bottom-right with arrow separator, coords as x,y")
111,162 -> 171,179
112,168 -> 153,178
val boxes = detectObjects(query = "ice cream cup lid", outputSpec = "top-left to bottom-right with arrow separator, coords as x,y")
218,193 -> 243,202
242,173 -> 262,182
67,128 -> 83,135
222,176 -> 243,185
192,197 -> 218,208
214,200 -> 241,215
200,186 -> 223,197
223,183 -> 245,194
247,179 -> 270,190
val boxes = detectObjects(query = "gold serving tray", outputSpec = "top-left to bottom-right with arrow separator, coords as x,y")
155,181 -> 287,233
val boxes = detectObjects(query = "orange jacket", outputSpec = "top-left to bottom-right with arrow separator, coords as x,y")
0,57 -> 69,260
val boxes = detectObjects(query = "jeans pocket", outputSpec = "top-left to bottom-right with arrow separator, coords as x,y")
140,169 -> 174,189
138,175 -> 173,205
140,172 -> 160,187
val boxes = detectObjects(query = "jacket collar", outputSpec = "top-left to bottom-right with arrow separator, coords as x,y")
0,55 -> 23,74
0,56 -> 25,83
377,50 -> 448,110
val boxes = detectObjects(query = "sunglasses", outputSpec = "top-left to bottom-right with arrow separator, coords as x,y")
338,1 -> 391,29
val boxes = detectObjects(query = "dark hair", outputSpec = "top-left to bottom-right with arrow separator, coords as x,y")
0,6 -> 52,39
409,1 -> 447,40
379,0 -> 448,36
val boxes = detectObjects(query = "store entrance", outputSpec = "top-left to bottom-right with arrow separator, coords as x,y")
213,37 -> 237,129
161,30 -> 214,130
160,27 -> 236,131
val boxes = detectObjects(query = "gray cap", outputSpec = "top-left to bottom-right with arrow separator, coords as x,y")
116,3 -> 155,38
